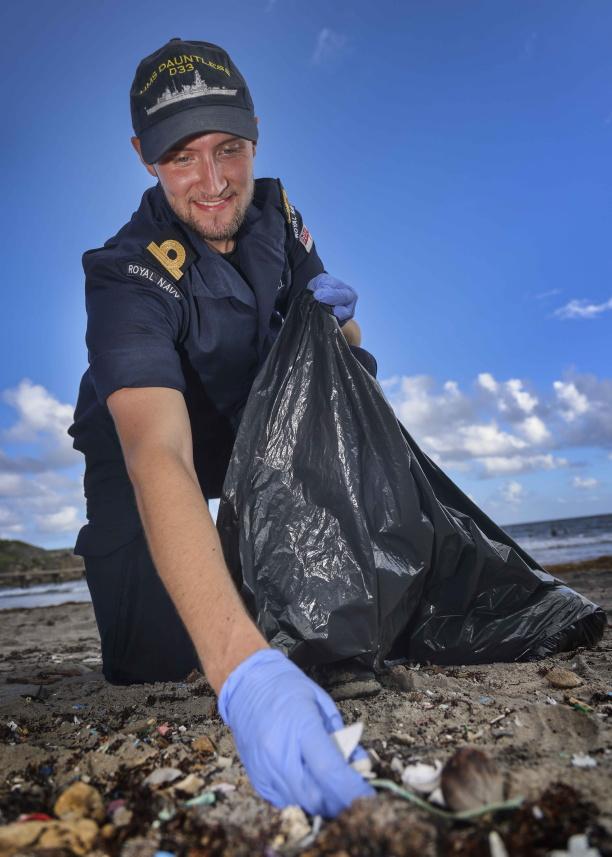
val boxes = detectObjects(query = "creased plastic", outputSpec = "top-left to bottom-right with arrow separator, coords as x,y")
217,291 -> 606,668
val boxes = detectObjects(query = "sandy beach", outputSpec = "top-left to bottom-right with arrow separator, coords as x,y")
0,560 -> 610,855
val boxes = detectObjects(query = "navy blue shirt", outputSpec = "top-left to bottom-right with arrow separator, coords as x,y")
69,178 -> 324,555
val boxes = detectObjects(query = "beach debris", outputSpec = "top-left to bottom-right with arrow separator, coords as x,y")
479,695 -> 495,705
547,668 -> 583,689
331,722 -> 374,778
174,773 -> 205,795
547,696 -> 558,705
440,747 -> 504,812
215,755 -> 234,769
54,780 -> 105,822
549,833 -> 602,857
192,734 -> 216,754
156,722 -> 172,737
331,721 -> 362,759
0,818 -> 99,856
112,805 -> 133,828
489,830 -> 509,857
279,805 -> 311,845
571,753 -> 597,769
209,782 -> 236,794
184,791 -> 216,807
154,852 -> 176,857
567,697 -> 594,713
401,761 -> 443,795
144,767 -> 183,787
17,813 -> 53,822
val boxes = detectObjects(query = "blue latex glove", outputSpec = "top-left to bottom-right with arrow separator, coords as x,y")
218,648 -> 375,817
308,273 -> 357,325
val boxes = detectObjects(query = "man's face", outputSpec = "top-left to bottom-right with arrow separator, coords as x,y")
136,131 -> 256,251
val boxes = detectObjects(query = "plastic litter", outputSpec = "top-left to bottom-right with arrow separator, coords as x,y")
184,791 -> 216,807
550,833 -> 602,857
217,291 -> 606,668
571,754 -> 597,769
331,722 -> 374,778
489,830 -> 509,857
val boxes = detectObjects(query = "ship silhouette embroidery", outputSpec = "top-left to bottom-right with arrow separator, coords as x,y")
146,70 -> 238,116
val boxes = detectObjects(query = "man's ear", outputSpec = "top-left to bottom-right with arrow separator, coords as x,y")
131,137 -> 158,178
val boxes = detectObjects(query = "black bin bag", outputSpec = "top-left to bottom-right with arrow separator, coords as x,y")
217,292 -> 606,668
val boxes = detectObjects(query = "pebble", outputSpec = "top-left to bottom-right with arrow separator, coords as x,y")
441,747 -> 503,812
192,735 -> 216,754
279,805 -> 311,845
54,781 -> 105,822
143,767 -> 183,787
547,668 -> 583,689
0,819 -> 99,856
174,773 -> 205,795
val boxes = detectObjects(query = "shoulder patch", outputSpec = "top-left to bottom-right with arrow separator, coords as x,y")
278,180 -> 300,240
145,229 -> 197,282
299,225 -> 313,253
123,262 -> 183,299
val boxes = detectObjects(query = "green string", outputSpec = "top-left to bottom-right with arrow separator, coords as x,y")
371,779 -> 524,821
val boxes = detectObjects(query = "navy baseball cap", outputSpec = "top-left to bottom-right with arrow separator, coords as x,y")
130,38 -> 258,164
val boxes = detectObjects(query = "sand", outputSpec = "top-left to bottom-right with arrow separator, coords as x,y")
0,562 -> 610,855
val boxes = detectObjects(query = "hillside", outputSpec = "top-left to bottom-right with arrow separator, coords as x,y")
0,540 -> 80,576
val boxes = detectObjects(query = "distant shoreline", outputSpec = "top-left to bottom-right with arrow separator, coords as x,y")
0,555 -> 610,592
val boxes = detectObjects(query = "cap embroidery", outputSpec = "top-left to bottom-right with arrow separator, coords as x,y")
145,69 -> 237,116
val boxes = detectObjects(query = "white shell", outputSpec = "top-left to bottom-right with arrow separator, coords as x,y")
401,760 -> 443,794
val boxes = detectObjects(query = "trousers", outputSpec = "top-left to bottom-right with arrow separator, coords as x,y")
84,532 -> 200,685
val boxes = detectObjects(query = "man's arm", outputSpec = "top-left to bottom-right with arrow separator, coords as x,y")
106,384 -> 375,817
107,385 -> 266,693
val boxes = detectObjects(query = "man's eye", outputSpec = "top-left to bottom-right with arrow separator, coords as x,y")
220,145 -> 242,156
173,154 -> 192,164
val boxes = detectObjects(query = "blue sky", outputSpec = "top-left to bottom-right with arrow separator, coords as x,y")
1,0 -> 611,548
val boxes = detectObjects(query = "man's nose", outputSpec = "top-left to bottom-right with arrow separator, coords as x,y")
195,155 -> 227,198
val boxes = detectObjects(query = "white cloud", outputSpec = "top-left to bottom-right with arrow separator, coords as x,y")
553,381 -> 589,422
36,506 -> 81,534
0,379 -> 83,546
518,415 -> 550,444
501,481 -> 524,504
554,297 -> 612,319
4,379 -> 73,446
477,373 -> 498,394
572,476 -> 598,489
481,453 -> 567,477
312,28 -> 348,64
425,422 -> 528,458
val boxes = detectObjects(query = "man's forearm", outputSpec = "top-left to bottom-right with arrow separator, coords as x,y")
127,447 -> 267,693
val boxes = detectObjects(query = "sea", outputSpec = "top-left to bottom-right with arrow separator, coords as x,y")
0,513 -> 610,611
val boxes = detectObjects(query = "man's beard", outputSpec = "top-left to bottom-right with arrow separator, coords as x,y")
180,177 -> 255,245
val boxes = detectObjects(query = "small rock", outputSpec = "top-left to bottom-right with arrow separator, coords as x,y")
113,806 -> 133,828
192,735 -> 216,754
279,805 -> 311,845
54,781 -> 105,822
215,755 -> 233,769
547,668 -> 583,689
441,747 -> 504,812
174,773 -> 205,795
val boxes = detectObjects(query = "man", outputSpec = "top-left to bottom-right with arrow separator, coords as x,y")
69,38 -> 375,817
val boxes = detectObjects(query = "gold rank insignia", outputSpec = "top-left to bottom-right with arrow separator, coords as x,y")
146,239 -> 187,281
279,182 -> 293,226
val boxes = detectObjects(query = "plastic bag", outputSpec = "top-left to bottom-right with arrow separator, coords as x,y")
217,292 -> 606,667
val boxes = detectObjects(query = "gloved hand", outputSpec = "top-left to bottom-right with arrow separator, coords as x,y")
308,273 -> 357,325
218,648 -> 375,817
